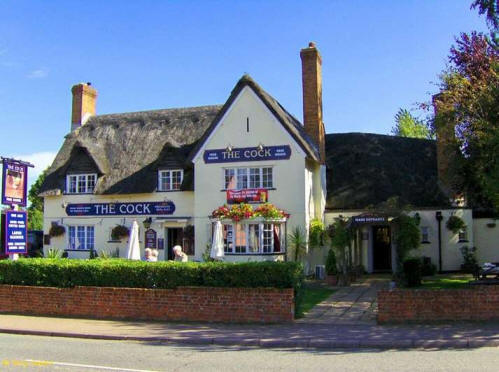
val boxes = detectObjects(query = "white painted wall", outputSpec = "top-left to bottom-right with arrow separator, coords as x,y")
43,191 -> 194,260
473,218 -> 499,264
323,208 -> 474,272
193,86 -> 321,262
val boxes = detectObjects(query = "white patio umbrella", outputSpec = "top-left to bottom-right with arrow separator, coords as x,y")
210,221 -> 225,260
126,220 -> 141,260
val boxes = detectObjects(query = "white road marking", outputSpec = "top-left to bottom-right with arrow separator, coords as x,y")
25,359 -> 160,371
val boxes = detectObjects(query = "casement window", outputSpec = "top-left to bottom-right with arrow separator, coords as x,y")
220,222 -> 285,254
158,169 -> 183,191
66,174 -> 96,194
68,225 -> 95,250
421,226 -> 430,243
224,167 -> 273,190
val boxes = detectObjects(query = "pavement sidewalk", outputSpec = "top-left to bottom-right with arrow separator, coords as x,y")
1,314 -> 498,350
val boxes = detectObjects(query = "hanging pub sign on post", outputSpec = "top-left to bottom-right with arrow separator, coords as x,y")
2,158 -> 28,207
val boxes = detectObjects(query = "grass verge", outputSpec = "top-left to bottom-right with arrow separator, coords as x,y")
420,274 -> 473,289
296,283 -> 335,318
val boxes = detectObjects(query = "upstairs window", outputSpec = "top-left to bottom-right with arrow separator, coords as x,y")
224,167 -> 273,190
66,174 -> 96,194
158,170 -> 183,191
220,221 -> 285,255
458,228 -> 468,242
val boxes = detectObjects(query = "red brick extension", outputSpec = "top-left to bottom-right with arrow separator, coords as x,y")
378,286 -> 499,323
0,285 -> 294,323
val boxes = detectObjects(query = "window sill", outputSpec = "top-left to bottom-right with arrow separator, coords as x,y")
107,240 -> 122,243
64,249 -> 96,252
421,241 -> 431,244
224,252 -> 286,256
220,188 -> 276,192
458,240 -> 469,243
156,190 -> 182,193
63,192 -> 94,195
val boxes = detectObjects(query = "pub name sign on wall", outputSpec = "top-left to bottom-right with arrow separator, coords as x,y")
204,145 -> 291,164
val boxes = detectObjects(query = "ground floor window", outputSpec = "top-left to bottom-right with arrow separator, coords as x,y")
221,222 -> 285,254
68,225 -> 95,250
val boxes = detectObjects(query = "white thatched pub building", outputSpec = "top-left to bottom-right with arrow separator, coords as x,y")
40,43 -> 497,272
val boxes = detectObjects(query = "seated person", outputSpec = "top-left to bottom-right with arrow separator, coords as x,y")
173,245 -> 188,262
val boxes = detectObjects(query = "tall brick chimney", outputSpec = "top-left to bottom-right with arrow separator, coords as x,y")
434,93 -> 452,193
300,42 -> 326,163
71,82 -> 97,131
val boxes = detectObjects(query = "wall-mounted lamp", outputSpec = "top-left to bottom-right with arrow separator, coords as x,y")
414,212 -> 421,225
143,217 -> 152,229
226,144 -> 233,152
257,143 -> 265,152
61,202 -> 68,209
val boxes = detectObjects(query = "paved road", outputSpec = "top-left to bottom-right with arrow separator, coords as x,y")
1,334 -> 498,371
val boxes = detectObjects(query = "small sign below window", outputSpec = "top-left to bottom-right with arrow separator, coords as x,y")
227,189 -> 268,204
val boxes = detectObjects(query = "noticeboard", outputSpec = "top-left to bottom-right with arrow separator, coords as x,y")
5,210 -> 27,254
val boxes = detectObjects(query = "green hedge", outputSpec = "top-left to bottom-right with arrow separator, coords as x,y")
0,258 -> 303,291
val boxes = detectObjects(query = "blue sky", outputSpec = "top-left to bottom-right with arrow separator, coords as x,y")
0,0 -> 489,189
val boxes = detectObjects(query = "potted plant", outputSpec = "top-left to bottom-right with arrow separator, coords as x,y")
49,223 -> 65,237
111,224 -> 129,241
446,215 -> 466,234
325,248 -> 339,286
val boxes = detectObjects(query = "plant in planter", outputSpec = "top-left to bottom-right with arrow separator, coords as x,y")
460,245 -> 479,275
309,218 -> 326,249
111,225 -> 129,241
325,249 -> 339,285
328,218 -> 352,286
403,258 -> 422,287
49,223 -> 65,237
446,215 -> 466,234
288,226 -> 306,262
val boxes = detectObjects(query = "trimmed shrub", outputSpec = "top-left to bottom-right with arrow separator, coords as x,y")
325,249 -> 338,275
421,257 -> 437,276
0,259 -> 304,312
403,258 -> 422,287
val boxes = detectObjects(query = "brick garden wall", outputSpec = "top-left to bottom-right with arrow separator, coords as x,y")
0,285 -> 294,323
378,286 -> 499,323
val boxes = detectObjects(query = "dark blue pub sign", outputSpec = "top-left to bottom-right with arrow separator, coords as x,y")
66,201 -> 176,216
203,145 -> 291,164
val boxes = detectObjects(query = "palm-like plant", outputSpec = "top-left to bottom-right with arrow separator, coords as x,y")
288,226 -> 307,262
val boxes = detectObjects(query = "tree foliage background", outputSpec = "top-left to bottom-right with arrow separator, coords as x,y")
27,169 -> 47,230
391,108 -> 432,139
429,1 -> 498,213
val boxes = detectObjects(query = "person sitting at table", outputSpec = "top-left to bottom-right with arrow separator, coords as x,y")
173,245 -> 188,262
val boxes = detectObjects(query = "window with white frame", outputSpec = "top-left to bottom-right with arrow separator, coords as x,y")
458,228 -> 468,242
158,169 -> 183,191
66,174 -> 96,194
224,167 -> 273,190
68,225 -> 95,250
220,222 -> 285,254
421,226 -> 430,243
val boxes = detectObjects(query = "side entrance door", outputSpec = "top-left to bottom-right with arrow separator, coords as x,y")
372,225 -> 391,272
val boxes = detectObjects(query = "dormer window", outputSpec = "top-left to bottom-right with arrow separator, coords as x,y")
158,169 -> 183,191
66,173 -> 96,194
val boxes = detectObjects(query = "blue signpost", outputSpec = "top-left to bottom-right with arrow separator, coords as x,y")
5,210 -> 27,254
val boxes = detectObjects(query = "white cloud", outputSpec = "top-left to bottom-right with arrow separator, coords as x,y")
0,152 -> 56,200
27,69 -> 48,79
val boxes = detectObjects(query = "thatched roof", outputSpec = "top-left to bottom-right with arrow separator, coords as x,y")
325,133 -> 450,210
40,105 -> 222,195
40,74 -> 320,196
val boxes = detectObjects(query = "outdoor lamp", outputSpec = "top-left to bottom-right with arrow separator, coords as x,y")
257,143 -> 264,151
143,217 -> 152,229
226,144 -> 233,152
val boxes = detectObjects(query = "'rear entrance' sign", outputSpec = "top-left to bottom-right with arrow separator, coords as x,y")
66,201 -> 176,216
203,145 -> 291,163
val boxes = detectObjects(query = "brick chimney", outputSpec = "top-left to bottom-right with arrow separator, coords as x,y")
71,82 -> 97,131
433,93 -> 452,193
300,42 -> 326,163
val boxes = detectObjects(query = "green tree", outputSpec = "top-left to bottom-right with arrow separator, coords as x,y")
27,169 -> 47,230
391,109 -> 432,139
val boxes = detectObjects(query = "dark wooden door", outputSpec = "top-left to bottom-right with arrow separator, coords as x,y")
373,226 -> 391,271
167,228 -> 183,260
